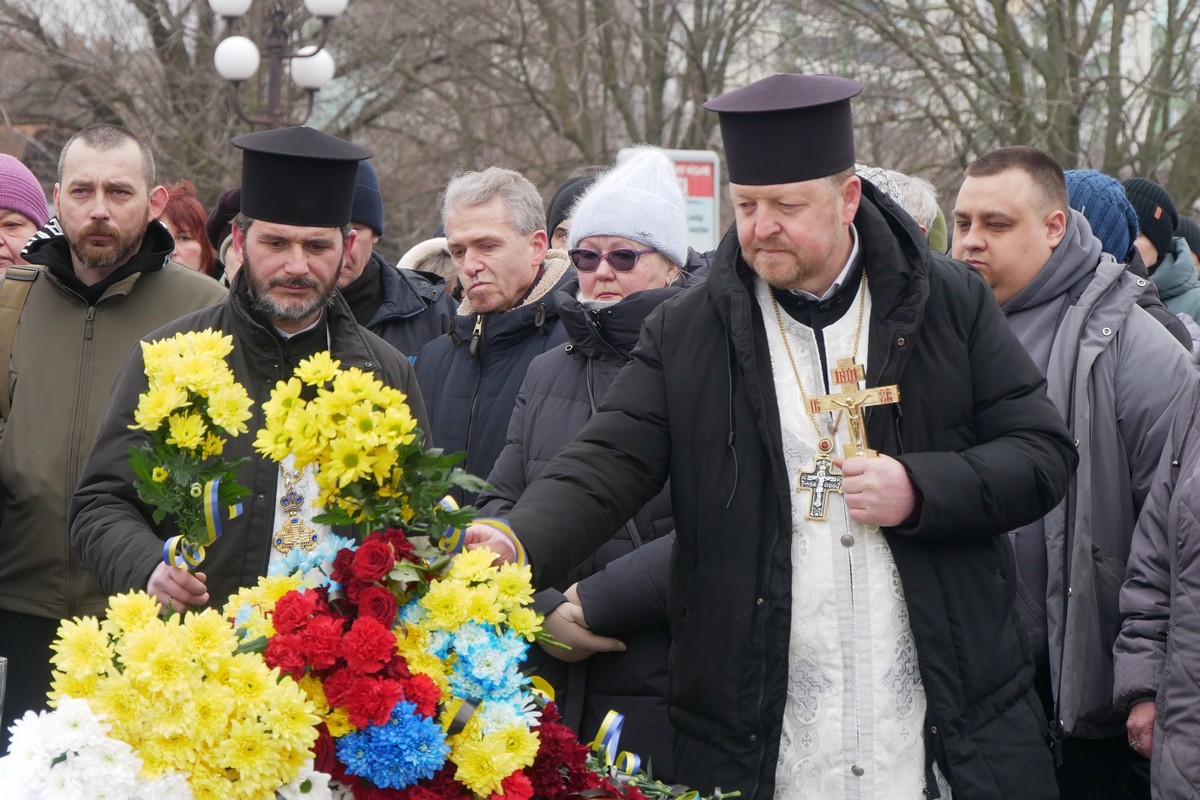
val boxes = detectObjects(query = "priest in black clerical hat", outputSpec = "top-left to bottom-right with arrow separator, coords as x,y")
459,71 -> 1072,800
71,123 -> 429,624
233,125 -> 372,229
703,73 -> 862,185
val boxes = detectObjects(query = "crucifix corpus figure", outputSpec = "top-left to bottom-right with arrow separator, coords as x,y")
809,357 -> 901,458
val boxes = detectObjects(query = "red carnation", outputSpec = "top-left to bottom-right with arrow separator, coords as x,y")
491,771 -> 533,800
264,632 -> 308,679
382,652 -> 412,681
271,589 -> 320,635
352,538 -> 395,582
341,616 -> 396,674
358,585 -> 399,628
401,672 -> 441,717
303,613 -> 346,671
322,668 -> 355,707
343,674 -> 404,728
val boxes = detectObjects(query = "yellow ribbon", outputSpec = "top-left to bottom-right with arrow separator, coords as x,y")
529,675 -> 556,701
470,518 -> 528,567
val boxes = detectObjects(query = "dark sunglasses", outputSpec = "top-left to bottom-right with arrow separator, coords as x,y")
568,247 -> 656,272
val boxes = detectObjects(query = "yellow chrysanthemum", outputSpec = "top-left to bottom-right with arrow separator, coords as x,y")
130,382 -> 190,432
506,607 -> 543,641
446,548 -> 499,584
452,722 -> 540,795
293,351 -> 341,385
261,376 -> 305,419
173,349 -> 224,396
200,432 -> 225,458
324,436 -> 377,489
205,382 -> 253,435
165,410 -> 207,451
49,616 -> 114,679
102,591 -> 162,637
324,706 -> 356,737
493,562 -> 536,611
464,584 -> 506,626
421,579 -> 471,630
48,671 -> 100,704
182,609 -> 240,671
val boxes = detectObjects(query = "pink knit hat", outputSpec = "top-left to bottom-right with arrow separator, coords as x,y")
0,154 -> 49,228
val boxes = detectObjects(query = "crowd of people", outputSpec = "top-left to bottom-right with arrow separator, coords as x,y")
1,71 -> 1200,798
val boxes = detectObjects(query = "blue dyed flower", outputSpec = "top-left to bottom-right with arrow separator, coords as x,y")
336,701 -> 449,789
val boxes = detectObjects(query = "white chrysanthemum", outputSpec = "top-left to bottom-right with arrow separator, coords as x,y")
276,759 -> 334,799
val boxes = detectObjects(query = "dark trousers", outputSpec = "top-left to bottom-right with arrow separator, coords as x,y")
0,608 -> 61,754
1035,668 -> 1151,800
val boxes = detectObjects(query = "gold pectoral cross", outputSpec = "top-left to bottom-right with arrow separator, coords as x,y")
808,357 -> 900,458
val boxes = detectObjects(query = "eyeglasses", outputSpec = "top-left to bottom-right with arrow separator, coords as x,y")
568,247 -> 656,272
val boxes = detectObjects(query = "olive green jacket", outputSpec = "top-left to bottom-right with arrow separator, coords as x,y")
0,229 -> 227,619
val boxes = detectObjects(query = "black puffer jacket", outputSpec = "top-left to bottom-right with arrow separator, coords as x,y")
415,255 -> 571,501
363,252 -> 456,360
478,275 -> 696,777
503,186 -> 1077,799
69,274 -> 428,609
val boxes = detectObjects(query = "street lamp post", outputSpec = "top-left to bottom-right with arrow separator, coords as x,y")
211,0 -> 347,129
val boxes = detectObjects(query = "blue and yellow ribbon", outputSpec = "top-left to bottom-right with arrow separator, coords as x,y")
162,477 -> 243,570
591,709 -> 642,775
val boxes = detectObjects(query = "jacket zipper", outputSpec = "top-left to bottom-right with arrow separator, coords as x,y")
463,315 -> 484,480
65,304 -> 97,615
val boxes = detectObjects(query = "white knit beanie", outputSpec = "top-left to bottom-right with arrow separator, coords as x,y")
568,147 -> 688,267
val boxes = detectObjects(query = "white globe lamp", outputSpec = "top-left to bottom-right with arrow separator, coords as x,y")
213,35 -> 261,82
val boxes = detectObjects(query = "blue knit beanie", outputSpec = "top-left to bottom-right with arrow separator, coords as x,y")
1065,169 -> 1138,262
351,160 -> 385,236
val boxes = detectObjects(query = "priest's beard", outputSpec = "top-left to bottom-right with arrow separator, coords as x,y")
244,252 -> 339,323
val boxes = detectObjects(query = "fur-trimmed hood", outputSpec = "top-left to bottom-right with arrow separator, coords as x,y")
455,250 -> 572,316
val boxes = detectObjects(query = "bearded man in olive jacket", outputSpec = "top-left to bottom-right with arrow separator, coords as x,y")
0,124 -> 228,753
465,75 -> 1077,799
70,127 -> 427,614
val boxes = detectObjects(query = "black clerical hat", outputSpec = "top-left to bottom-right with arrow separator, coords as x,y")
704,74 -> 863,185
232,126 -> 372,228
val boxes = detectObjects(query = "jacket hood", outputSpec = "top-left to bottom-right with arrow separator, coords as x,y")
1149,236 -> 1200,301
556,271 -> 700,360
455,251 -> 571,316
23,217 -> 174,275
1004,210 -> 1103,314
369,251 -> 447,325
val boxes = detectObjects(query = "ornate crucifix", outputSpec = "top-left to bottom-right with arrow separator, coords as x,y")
808,357 -> 901,458
797,457 -> 843,520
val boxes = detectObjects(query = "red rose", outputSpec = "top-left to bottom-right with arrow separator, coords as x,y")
313,722 -> 337,775
358,585 -> 398,628
491,772 -> 533,800
303,613 -> 346,670
401,673 -> 441,718
352,539 -> 394,582
383,528 -> 417,562
264,632 -> 308,678
343,674 -> 404,728
332,547 -> 357,585
341,616 -> 396,674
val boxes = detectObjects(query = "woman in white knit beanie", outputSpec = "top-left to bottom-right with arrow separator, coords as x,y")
566,147 -> 687,305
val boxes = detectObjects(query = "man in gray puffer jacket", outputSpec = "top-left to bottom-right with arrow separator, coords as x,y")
953,146 -> 1196,800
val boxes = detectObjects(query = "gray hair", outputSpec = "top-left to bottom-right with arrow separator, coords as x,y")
233,212 -> 352,240
441,167 -> 545,236
892,172 -> 940,231
58,124 -> 156,187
